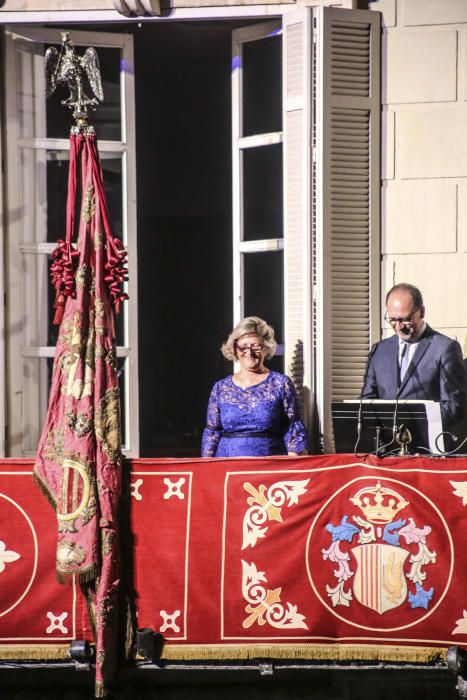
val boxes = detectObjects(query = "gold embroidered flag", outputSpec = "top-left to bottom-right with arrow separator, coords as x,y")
34,126 -> 128,697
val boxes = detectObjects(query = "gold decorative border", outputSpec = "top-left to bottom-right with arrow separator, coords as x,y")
160,643 -> 448,663
0,642 -> 450,664
0,644 -> 70,660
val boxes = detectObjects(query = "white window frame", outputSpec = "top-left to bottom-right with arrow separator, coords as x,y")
4,26 -> 139,457
0,101 -> 5,457
231,21 -> 284,346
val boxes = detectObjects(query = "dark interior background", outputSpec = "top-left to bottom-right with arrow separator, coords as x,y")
45,18 -> 282,456
135,23 -> 241,456
133,20 -> 281,456
134,22 -> 234,456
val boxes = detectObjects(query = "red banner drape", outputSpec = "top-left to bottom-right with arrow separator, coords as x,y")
128,455 -> 467,661
34,127 -> 128,697
0,456 -> 466,665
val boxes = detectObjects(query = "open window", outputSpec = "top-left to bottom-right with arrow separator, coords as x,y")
1,7 -> 379,457
233,8 -> 380,450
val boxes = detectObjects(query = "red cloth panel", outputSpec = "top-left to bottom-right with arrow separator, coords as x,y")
0,461 -> 87,652
1,455 -> 466,661
131,454 -> 467,659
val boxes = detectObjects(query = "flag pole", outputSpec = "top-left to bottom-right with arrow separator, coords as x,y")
35,31 -> 130,698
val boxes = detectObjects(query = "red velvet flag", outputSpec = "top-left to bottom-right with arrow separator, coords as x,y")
34,126 -> 129,697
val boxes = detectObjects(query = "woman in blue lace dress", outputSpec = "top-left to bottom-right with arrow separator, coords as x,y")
201,317 -> 308,457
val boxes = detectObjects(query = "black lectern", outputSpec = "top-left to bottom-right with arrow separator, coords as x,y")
332,400 -> 444,455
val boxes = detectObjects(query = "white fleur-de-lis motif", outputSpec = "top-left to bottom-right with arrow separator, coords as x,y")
453,610 -> 467,635
0,540 -> 20,573
241,560 -> 308,629
242,479 -> 310,549
450,481 -> 467,506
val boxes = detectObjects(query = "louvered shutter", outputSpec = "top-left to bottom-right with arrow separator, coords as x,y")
313,6 -> 381,452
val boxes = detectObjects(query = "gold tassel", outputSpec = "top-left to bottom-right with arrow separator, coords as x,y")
56,563 -> 98,586
32,471 -> 57,510
0,644 -> 69,660
160,644 -> 447,664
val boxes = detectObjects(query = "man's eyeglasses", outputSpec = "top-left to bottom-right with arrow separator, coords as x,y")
236,343 -> 264,354
385,309 -> 420,327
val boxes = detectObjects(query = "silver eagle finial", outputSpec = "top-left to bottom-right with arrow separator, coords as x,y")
45,32 -> 104,123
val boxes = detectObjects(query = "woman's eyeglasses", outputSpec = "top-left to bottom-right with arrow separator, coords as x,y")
236,343 -> 264,354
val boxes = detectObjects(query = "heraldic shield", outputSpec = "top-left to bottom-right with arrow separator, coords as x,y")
351,543 -> 409,614
314,477 -> 445,629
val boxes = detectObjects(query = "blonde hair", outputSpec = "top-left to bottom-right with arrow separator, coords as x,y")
221,316 -> 277,361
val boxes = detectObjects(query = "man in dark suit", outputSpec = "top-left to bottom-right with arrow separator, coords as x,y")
363,283 -> 466,427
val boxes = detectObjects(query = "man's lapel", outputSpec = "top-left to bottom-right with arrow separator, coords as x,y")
398,326 -> 433,394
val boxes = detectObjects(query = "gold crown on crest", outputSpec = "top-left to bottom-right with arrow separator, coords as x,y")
349,481 -> 409,525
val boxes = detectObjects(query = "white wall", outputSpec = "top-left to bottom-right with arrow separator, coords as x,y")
371,0 -> 467,352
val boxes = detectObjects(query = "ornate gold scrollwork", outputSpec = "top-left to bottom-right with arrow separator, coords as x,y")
57,458 -> 91,523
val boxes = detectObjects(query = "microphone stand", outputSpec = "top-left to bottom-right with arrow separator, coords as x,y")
378,345 -> 415,455
375,386 -> 402,456
377,337 -> 412,456
354,343 -> 378,455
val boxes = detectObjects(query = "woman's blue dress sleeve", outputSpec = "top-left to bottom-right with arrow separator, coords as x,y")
201,383 -> 222,457
282,376 -> 308,453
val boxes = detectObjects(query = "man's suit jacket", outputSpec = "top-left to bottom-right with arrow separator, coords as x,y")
362,325 -> 466,426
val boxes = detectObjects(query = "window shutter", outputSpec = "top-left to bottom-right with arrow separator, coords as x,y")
313,7 -> 381,452
283,9 -> 313,424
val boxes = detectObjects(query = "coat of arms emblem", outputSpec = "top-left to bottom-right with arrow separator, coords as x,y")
321,481 -> 437,615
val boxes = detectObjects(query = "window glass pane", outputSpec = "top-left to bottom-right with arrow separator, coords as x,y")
22,357 -> 51,452
22,253 -> 51,347
100,156 -> 124,239
20,149 -> 48,244
45,46 -> 122,141
244,250 -> 284,373
243,144 -> 283,241
17,41 -> 48,140
118,357 -> 127,449
19,153 -> 125,346
243,34 -> 282,137
46,152 -> 123,243
45,150 -> 69,243
114,308 -> 125,347
19,150 -> 123,245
